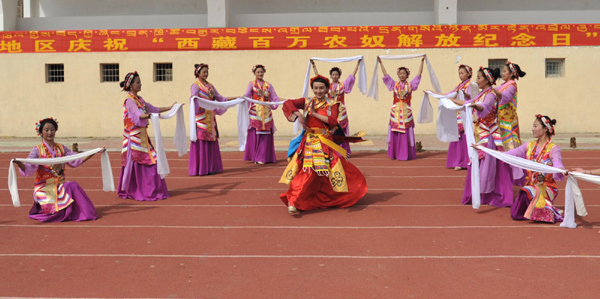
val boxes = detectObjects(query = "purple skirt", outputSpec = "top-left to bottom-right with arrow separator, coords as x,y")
388,127 -> 416,161
243,128 -> 277,164
189,139 -> 224,176
446,131 -> 469,169
462,139 -> 514,208
118,163 -> 169,201
29,181 -> 98,222
511,189 -> 564,222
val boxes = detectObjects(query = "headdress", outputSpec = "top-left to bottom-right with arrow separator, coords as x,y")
36,117 -> 59,136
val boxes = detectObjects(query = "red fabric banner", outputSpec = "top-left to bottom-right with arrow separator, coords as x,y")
1,24 -> 599,53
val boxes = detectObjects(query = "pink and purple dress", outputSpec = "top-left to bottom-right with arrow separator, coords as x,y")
329,74 -> 356,155
243,79 -> 280,164
446,79 -> 473,169
461,87 -> 515,207
117,93 -> 169,201
382,74 -> 421,161
19,141 -> 98,222
189,80 -> 228,176
506,140 -> 565,223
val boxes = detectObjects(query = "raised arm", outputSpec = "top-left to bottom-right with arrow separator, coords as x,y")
417,55 -> 425,77
378,56 -> 388,76
310,59 -> 319,75
352,59 -> 361,76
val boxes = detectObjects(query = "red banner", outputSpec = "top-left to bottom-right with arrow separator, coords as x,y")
1,24 -> 599,53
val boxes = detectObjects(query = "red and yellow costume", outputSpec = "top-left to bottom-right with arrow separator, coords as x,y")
279,97 -> 367,211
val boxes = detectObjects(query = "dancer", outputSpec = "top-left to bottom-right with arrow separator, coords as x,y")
493,61 -> 526,151
378,56 -> 425,161
243,64 -> 282,164
189,63 -> 238,175
118,71 -> 174,201
12,118 -> 101,222
452,67 -> 515,207
279,75 -> 368,214
505,114 -> 565,223
310,59 -> 361,154
428,64 -> 475,170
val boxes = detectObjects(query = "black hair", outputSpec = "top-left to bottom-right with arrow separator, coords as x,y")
253,64 -> 266,73
479,67 -> 501,85
459,65 -> 472,79
506,63 -> 526,79
535,115 -> 557,136
397,67 -> 410,76
311,77 -> 330,89
38,119 -> 58,135
194,64 -> 209,78
119,72 -> 140,91
329,67 -> 342,76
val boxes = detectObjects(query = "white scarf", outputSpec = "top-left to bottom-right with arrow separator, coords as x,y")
8,148 -> 114,208
236,97 -> 287,151
301,55 -> 368,97
188,96 -> 287,151
150,103 -> 186,179
433,96 -> 481,209
366,54 -> 442,112
295,55 -> 367,135
475,145 -> 597,229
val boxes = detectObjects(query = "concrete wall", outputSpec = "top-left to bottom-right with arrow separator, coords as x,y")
0,46 -> 596,138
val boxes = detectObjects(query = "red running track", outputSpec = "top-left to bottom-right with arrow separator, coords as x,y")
0,150 -> 599,298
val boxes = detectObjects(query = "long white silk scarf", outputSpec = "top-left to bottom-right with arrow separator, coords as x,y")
236,96 -> 287,151
189,96 -> 245,142
8,148 -> 114,207
301,55 -> 368,97
366,55 -> 442,119
188,96 -> 287,151
150,103 -> 186,179
295,55 -> 367,135
475,145 -> 597,228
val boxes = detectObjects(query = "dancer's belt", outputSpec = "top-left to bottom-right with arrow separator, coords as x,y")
307,127 -> 329,135
306,127 -> 347,159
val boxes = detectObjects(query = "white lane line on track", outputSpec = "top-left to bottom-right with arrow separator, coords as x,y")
4,188 -> 600,192
1,204 -> 599,208
1,175 -> 470,179
1,224 -> 593,229
1,253 -> 599,259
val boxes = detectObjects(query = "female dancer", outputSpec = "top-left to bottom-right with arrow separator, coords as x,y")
243,64 -> 282,164
118,71 -> 174,201
13,118 -> 102,222
505,115 -> 565,223
189,63 -> 238,175
452,67 -> 515,207
378,56 -> 425,161
429,64 -> 475,170
310,59 -> 361,154
493,61 -> 526,151
280,75 -> 368,214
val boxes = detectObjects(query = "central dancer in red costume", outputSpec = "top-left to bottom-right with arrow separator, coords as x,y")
279,75 -> 368,214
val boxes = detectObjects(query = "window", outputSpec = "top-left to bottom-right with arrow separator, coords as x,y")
545,58 -> 565,78
46,64 -> 64,83
487,59 -> 507,72
154,63 -> 173,81
100,63 -> 120,82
